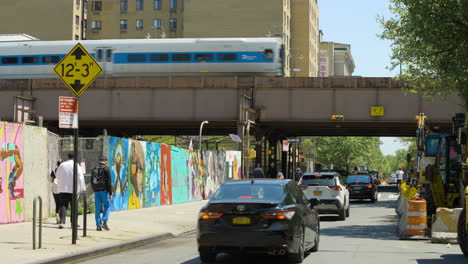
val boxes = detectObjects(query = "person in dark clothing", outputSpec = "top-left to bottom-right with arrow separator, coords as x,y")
92,156 -> 113,231
50,160 -> 62,224
295,168 -> 303,181
253,164 -> 265,178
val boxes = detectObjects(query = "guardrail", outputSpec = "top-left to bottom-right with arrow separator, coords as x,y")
77,192 -> 87,237
32,195 -> 42,250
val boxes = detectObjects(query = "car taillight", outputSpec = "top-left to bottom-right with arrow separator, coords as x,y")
260,209 -> 295,220
328,185 -> 342,191
300,185 -> 308,189
199,210 -> 223,220
364,185 -> 373,189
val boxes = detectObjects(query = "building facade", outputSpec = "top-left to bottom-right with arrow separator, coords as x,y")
0,0 -> 87,40
86,0 -> 184,39
319,42 -> 355,77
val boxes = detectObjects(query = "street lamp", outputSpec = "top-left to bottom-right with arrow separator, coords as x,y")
199,120 -> 209,156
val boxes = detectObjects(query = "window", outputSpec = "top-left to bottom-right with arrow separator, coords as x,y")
76,0 -> 81,7
75,35 -> 79,40
1,57 -> 18,64
150,54 -> 168,61
136,0 -> 144,10
120,0 -> 128,11
172,54 -> 190,61
153,19 -> 161,29
195,54 -> 213,61
96,49 -> 103,62
154,0 -> 161,9
169,18 -> 177,32
106,49 -> 113,62
22,57 -> 39,64
128,54 -> 146,62
75,15 -> 80,26
264,49 -> 273,59
83,19 -> 88,30
170,0 -> 177,9
120,19 -> 127,32
91,20 -> 101,30
42,56 -> 60,64
218,53 -> 237,61
92,1 -> 102,11
136,19 -> 143,30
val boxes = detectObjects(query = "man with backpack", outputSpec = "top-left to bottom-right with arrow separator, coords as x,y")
91,156 -> 112,231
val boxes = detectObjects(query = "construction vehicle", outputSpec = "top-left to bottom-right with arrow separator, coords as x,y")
413,113 -> 467,255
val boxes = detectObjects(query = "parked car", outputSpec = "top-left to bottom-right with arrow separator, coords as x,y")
346,175 -> 379,202
197,179 -> 320,263
298,172 -> 350,220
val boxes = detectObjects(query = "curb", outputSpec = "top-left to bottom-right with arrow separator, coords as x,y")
35,232 -> 175,264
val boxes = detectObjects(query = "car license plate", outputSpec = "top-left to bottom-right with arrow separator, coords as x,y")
313,191 -> 322,196
354,186 -> 362,190
232,217 -> 251,225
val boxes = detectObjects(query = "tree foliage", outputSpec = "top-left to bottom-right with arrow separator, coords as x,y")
379,0 -> 468,103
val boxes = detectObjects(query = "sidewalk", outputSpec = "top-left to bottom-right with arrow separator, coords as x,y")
0,200 -> 208,264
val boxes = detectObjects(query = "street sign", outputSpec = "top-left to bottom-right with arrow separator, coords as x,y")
287,138 -> 301,143
370,106 -> 385,116
59,96 -> 78,129
229,134 -> 242,143
54,43 -> 102,97
282,140 -> 289,151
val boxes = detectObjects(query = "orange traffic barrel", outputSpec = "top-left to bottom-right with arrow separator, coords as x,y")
406,198 -> 427,236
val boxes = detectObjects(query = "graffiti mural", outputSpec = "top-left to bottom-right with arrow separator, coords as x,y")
144,142 -> 160,208
0,122 -> 24,224
106,136 -> 241,211
171,147 -> 188,204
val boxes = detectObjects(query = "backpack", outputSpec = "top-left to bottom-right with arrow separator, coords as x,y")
91,166 -> 107,192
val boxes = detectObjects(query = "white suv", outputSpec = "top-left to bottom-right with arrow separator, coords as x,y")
298,172 -> 350,220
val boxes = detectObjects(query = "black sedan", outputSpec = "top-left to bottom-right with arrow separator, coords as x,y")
197,179 -> 320,263
345,175 -> 379,202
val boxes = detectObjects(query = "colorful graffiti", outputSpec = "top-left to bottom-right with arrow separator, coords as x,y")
107,136 -> 241,211
0,122 -> 24,224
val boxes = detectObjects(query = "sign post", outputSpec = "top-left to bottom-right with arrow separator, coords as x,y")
54,43 -> 102,245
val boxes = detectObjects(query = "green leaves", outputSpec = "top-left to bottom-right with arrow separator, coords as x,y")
379,0 -> 468,104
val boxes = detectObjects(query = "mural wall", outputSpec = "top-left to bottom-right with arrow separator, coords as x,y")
106,136 -> 242,211
0,122 -> 24,224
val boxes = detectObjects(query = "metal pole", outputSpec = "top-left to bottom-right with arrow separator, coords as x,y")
72,127 -> 78,244
199,121 -> 209,156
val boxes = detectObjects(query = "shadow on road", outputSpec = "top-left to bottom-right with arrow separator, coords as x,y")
180,253 -> 291,264
320,223 -> 398,240
350,199 -> 397,209
416,254 -> 467,264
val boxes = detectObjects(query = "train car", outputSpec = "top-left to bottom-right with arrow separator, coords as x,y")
0,38 -> 283,79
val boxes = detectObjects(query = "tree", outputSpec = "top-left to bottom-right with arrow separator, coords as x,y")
379,0 -> 468,103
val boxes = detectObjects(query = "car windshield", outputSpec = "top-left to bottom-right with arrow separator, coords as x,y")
346,175 -> 371,184
300,175 -> 335,186
210,183 -> 286,202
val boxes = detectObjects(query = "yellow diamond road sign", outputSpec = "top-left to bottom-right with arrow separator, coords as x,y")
54,43 -> 102,97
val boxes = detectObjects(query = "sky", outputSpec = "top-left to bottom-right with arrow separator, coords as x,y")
318,0 -> 406,155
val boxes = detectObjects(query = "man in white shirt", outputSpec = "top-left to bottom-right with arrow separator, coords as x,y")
396,167 -> 404,188
56,153 -> 86,229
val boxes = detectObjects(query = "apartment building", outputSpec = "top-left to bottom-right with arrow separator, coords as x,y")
0,0 -> 87,40
183,0 -> 320,77
86,0 -> 184,39
319,42 -> 355,77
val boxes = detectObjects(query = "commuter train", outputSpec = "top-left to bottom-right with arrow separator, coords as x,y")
0,38 -> 284,79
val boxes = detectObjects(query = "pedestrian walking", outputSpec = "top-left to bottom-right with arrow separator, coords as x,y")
91,156 -> 112,231
294,168 -> 303,181
55,153 -> 86,229
277,170 -> 284,180
396,167 -> 404,188
253,164 -> 265,178
50,160 -> 62,224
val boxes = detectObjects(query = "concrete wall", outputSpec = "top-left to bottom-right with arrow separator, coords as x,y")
23,125 -> 49,221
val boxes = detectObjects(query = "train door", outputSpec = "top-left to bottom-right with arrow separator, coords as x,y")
95,47 -> 113,75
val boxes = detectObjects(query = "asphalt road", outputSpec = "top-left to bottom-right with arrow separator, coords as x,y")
80,187 -> 466,264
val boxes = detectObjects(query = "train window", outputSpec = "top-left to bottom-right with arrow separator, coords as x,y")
195,54 -> 214,62
128,54 -> 146,62
96,49 -> 103,62
218,53 -> 237,61
22,57 -> 39,64
264,49 -> 273,60
172,54 -> 191,61
106,49 -> 113,62
42,56 -> 60,64
150,54 -> 168,62
1,57 -> 18,64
